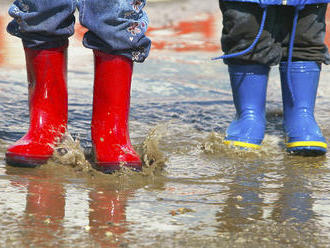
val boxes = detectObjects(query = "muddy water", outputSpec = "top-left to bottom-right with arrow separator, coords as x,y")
1,0 -> 330,247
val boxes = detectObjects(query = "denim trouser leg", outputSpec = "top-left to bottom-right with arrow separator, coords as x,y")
7,0 -> 151,62
7,0 -> 76,49
78,0 -> 151,62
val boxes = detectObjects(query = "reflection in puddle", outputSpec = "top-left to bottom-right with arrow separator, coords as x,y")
7,169 -> 134,247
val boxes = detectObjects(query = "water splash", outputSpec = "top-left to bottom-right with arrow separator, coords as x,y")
200,132 -> 284,161
47,125 -> 167,176
48,133 -> 93,172
140,123 -> 168,175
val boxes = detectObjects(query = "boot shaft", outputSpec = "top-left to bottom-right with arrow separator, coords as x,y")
92,51 -> 133,125
279,61 -> 320,121
228,64 -> 270,119
92,51 -> 133,143
24,46 -> 68,129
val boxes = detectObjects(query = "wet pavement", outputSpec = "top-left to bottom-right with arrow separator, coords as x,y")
1,0 -> 330,247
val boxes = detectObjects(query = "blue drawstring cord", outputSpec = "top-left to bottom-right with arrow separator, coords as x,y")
286,5 -> 304,105
212,5 -> 268,60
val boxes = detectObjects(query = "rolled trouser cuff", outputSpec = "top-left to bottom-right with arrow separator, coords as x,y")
79,0 -> 151,62
6,0 -> 76,49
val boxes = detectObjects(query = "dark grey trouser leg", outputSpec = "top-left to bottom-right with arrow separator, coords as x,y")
219,1 -> 330,65
279,4 -> 330,64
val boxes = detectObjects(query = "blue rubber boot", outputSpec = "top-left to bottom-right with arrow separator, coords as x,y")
280,61 -> 327,156
224,64 -> 270,149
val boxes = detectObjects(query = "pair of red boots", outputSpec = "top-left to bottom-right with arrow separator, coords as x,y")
5,45 -> 142,173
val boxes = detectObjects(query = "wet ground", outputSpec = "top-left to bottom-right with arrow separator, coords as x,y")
1,0 -> 330,247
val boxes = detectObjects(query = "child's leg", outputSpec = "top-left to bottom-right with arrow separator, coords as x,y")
77,0 -> 151,172
5,0 -> 76,166
219,2 -> 279,148
219,1 -> 281,66
279,4 -> 328,155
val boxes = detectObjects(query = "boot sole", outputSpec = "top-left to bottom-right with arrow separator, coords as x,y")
223,140 -> 261,149
287,141 -> 327,156
5,153 -> 49,168
288,147 -> 326,156
93,162 -> 142,174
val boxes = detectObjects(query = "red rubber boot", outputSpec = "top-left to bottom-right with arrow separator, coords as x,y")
92,50 -> 142,173
6,45 -> 68,167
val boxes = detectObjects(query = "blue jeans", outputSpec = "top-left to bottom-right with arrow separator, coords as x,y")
7,0 -> 151,62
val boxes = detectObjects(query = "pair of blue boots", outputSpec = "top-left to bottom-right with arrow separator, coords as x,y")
224,62 -> 327,155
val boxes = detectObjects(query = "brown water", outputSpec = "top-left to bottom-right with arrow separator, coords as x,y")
1,1 -> 330,247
